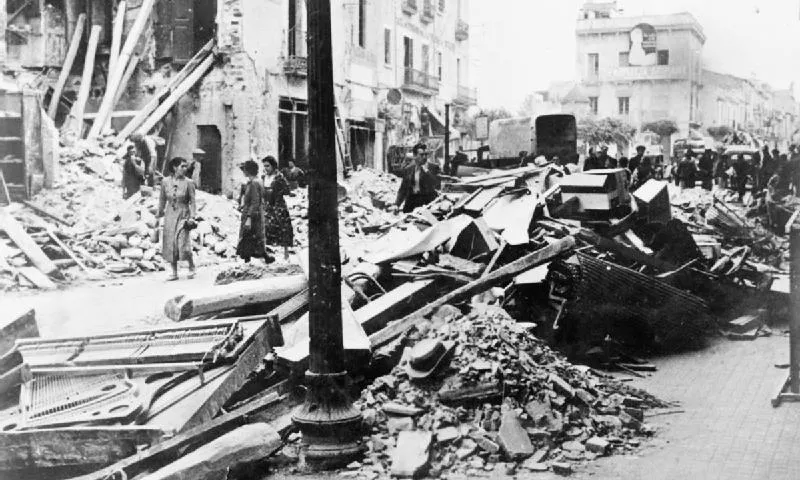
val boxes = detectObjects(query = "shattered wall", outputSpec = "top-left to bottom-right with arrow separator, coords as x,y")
170,0 -> 282,197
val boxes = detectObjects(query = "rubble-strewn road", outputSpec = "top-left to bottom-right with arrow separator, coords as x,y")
0,263 -> 235,337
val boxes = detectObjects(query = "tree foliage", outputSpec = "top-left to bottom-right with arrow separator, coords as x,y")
706,125 -> 733,140
642,119 -> 679,138
462,108 -> 513,137
577,117 -> 637,146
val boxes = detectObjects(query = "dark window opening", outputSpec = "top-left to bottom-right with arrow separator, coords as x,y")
618,52 -> 629,67
657,50 -> 669,65
288,0 -> 297,55
589,96 -> 598,115
358,0 -> 367,48
384,28 -> 391,64
349,121 -> 375,169
618,96 -> 629,115
278,97 -> 309,170
403,36 -> 413,68
588,53 -> 599,76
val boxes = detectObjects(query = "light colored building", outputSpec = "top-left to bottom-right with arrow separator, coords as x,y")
1,0 -> 475,197
575,2 -> 705,136
164,0 -> 476,195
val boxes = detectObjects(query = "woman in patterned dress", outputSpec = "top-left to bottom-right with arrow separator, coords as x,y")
157,157 -> 197,280
262,155 -> 294,260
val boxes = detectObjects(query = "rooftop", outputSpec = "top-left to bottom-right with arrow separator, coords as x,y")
576,12 -> 706,44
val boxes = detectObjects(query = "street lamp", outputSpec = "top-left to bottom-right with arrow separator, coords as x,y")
292,0 -> 363,466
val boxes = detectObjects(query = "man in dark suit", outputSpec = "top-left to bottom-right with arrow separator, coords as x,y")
396,143 -> 439,213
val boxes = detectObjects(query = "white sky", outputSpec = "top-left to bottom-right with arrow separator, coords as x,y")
470,0 -> 800,110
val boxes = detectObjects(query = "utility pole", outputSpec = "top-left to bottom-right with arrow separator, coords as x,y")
292,0 -> 363,465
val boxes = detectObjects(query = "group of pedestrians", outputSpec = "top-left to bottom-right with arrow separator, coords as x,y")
236,156 -> 296,265
583,145 -> 657,191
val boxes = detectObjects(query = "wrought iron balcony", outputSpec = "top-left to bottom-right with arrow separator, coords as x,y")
283,55 -> 307,76
402,0 -> 418,15
421,0 -> 435,22
455,19 -> 469,41
402,68 -> 439,95
455,85 -> 477,106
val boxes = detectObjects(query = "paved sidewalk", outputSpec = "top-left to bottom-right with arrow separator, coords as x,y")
565,335 -> 800,480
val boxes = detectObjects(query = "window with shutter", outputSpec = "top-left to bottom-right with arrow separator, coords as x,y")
172,0 -> 194,64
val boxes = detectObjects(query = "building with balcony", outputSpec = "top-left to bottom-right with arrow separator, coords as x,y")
575,1 -> 705,136
1,0 -> 475,195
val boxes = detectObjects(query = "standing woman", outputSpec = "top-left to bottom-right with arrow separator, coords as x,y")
236,160 -> 271,263
262,155 -> 294,260
158,157 -> 197,280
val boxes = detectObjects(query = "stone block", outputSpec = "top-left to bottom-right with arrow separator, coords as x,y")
391,431 -> 432,478
498,410 -> 534,460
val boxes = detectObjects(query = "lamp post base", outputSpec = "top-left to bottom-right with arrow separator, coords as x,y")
292,371 -> 364,467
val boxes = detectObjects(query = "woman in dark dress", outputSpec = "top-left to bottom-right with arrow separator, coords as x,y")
262,156 -> 294,260
236,160 -> 272,263
157,157 -> 197,281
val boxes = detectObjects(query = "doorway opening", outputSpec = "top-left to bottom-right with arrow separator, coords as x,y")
194,0 -> 217,50
348,121 -> 374,169
197,125 -> 222,193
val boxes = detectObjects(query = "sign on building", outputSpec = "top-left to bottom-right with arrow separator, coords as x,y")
475,115 -> 489,140
629,23 -> 657,66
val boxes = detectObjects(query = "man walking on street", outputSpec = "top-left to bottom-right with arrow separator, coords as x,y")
396,143 -> 438,213
629,145 -> 645,173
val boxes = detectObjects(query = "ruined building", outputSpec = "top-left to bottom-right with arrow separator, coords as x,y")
0,0 -> 475,197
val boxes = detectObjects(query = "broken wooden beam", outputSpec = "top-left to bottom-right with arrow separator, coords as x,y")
87,0 -> 158,138
111,54 -> 140,109
130,423 -> 282,480
134,53 -> 216,136
106,2 -> 127,111
0,308 -> 38,356
164,275 -> 308,321
47,230 -> 88,272
64,25 -> 101,137
370,236 -> 576,349
22,200 -> 74,227
355,279 -> 439,335
0,208 -> 59,277
47,13 -> 85,119
73,386 -> 288,480
117,39 -> 215,140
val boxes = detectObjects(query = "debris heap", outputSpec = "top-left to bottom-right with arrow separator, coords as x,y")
351,305 -> 668,477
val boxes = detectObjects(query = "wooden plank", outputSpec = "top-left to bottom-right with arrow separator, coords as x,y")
458,165 -> 545,185
0,170 -> 10,206
0,362 -> 29,395
111,54 -> 140,108
106,2 -> 127,106
47,230 -> 88,272
370,236 -> 576,349
164,275 -> 308,321
17,266 -> 57,289
482,239 -> 507,277
0,307 -> 38,356
354,279 -> 438,335
134,54 -> 215,136
134,423 -> 282,480
47,13 -> 85,119
63,25 -> 101,136
117,39 -> 215,140
0,426 -> 166,470
22,200 -> 74,226
74,386 -> 289,480
87,0 -> 158,138
576,228 -> 678,272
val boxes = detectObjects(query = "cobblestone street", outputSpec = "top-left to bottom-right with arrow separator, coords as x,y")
558,334 -> 800,480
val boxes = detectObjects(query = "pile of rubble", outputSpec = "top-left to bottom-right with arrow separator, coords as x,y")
345,305 -> 666,478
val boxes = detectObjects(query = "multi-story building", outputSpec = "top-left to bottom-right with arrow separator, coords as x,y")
1,0 -> 475,197
575,1 -> 705,136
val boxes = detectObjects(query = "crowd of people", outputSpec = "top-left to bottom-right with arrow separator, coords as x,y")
121,138 -> 302,280
582,143 -> 800,202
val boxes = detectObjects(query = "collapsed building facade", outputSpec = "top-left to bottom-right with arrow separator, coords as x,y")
0,0 -> 476,197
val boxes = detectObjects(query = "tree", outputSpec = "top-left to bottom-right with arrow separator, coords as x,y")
577,117 -> 637,147
706,125 -> 733,141
642,120 -> 679,138
462,107 -> 513,138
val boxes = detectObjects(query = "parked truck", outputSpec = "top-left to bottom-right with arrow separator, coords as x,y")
484,114 -> 577,167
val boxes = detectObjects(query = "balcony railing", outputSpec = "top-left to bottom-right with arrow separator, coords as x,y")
455,85 -> 477,106
455,19 -> 469,41
402,0 -> 418,15
283,55 -> 307,76
421,0 -> 435,22
403,68 -> 439,95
